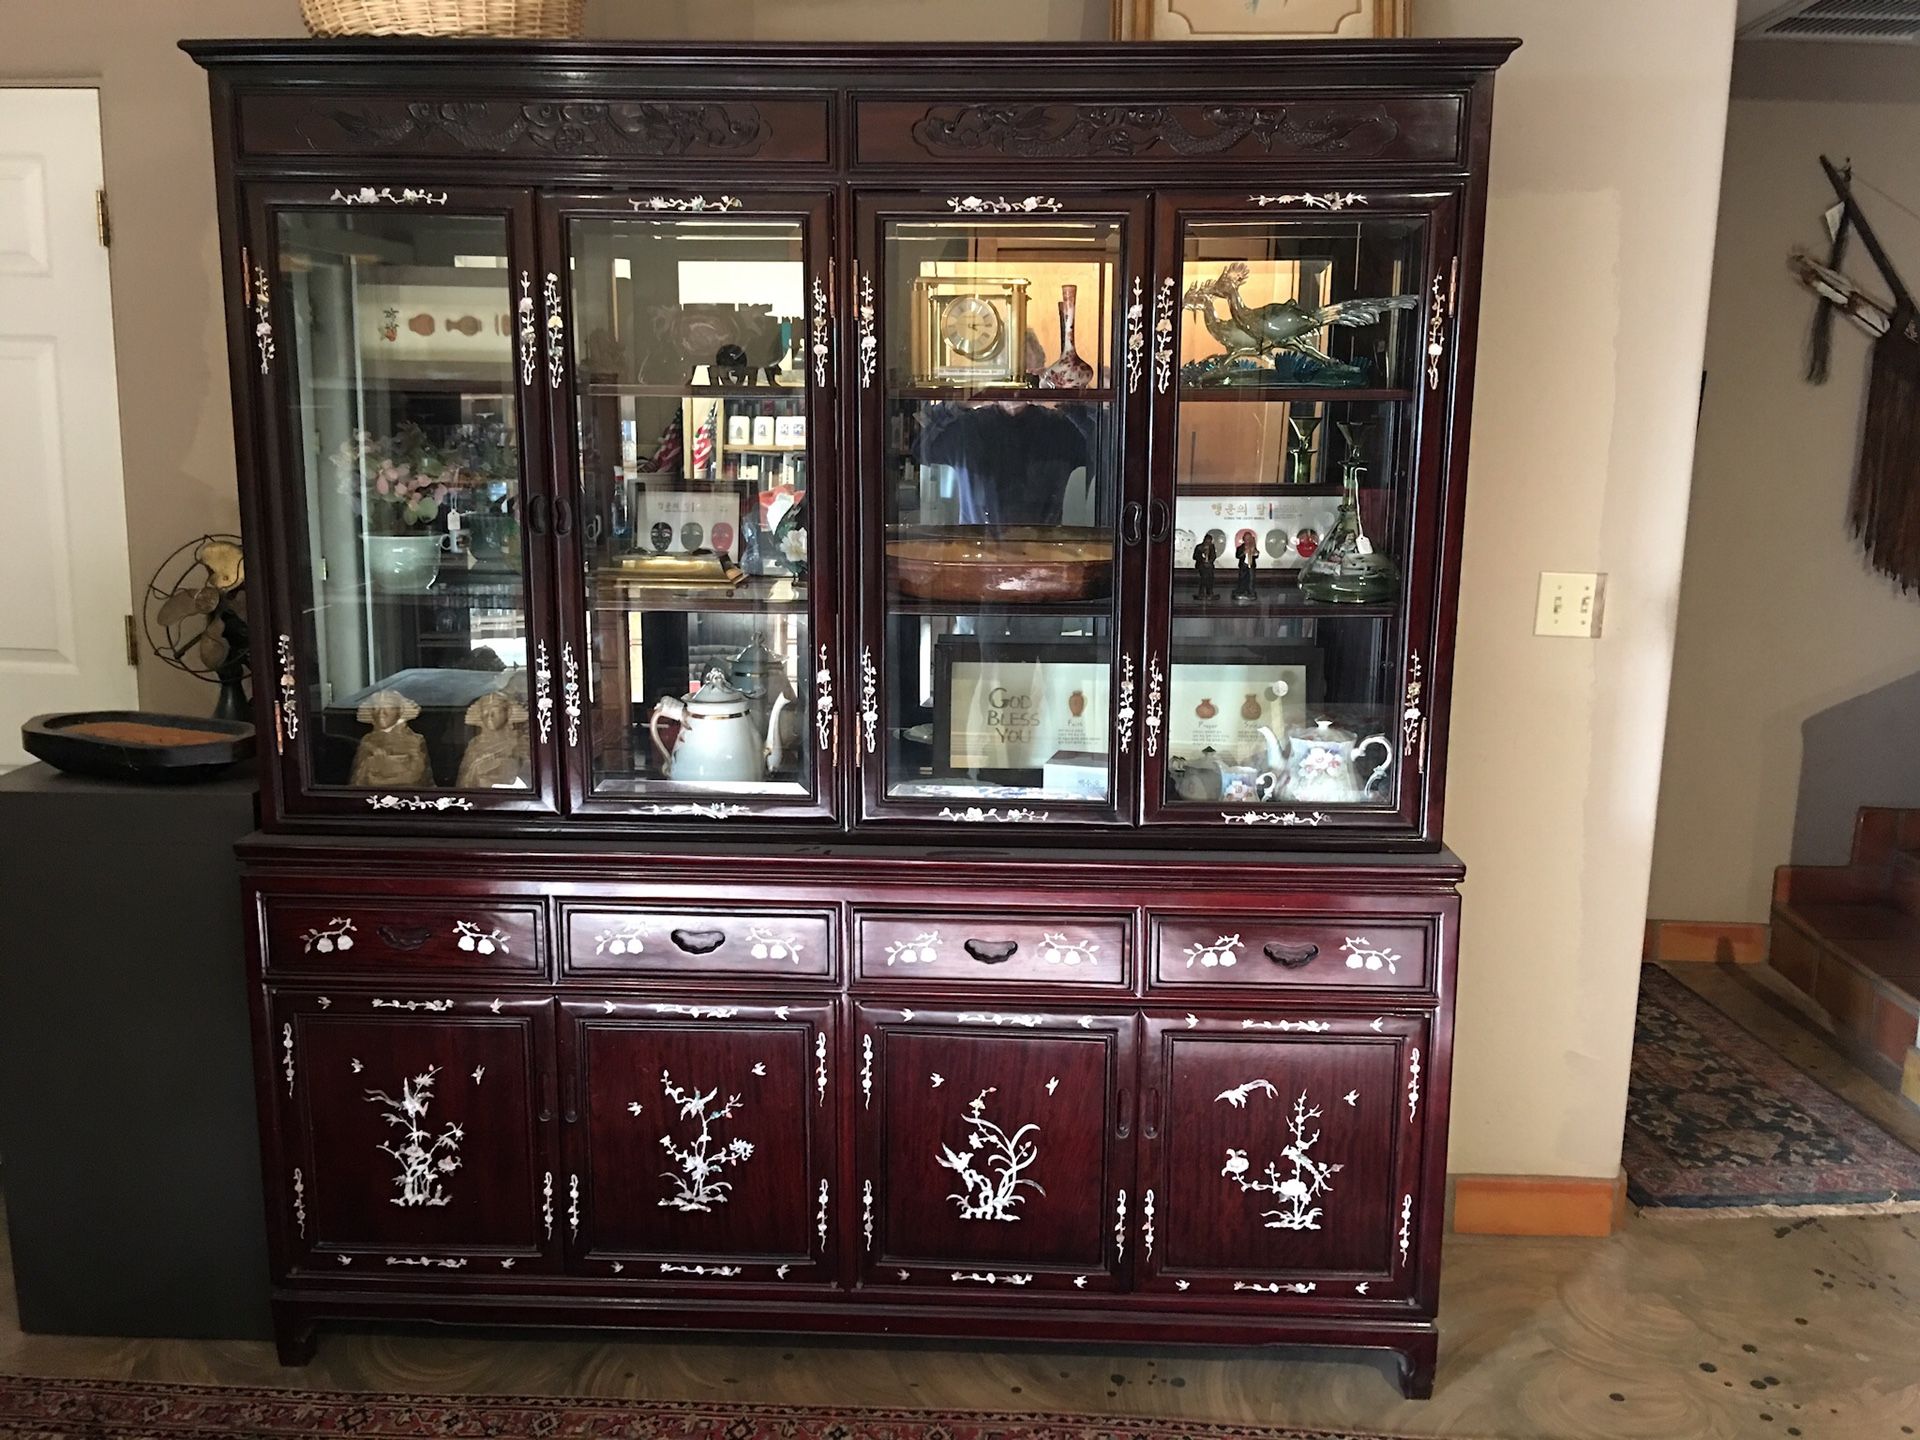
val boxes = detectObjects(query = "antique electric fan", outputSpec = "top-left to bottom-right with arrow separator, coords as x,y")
143,534 -> 251,719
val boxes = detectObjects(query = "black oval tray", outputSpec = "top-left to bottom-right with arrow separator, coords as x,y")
22,711 -> 256,783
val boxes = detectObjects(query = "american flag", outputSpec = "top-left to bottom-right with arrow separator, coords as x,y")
637,411 -> 682,475
690,402 -> 717,478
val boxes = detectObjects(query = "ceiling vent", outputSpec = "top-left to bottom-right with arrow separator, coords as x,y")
1741,0 -> 1920,42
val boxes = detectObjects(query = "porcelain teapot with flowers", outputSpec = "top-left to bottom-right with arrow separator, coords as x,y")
1279,717 -> 1393,804
648,668 -> 791,783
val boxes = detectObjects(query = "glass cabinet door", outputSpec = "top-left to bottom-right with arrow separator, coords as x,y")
1145,191 -> 1457,835
549,193 -> 837,821
855,194 -> 1149,826
254,187 -> 555,816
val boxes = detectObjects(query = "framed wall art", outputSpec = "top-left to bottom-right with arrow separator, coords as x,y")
1114,0 -> 1409,41
932,638 -> 1112,788
1165,643 -> 1324,766
1173,493 -> 1341,571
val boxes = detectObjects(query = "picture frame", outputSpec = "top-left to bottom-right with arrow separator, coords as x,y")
1164,642 -> 1325,767
1114,0 -> 1408,40
1173,492 -> 1341,571
932,637 -> 1112,789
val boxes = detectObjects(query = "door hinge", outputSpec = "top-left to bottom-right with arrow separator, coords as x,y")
95,189 -> 111,248
123,614 -> 139,667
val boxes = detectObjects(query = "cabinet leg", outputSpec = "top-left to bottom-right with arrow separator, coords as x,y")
1394,1334 -> 1437,1400
274,1318 -> 318,1367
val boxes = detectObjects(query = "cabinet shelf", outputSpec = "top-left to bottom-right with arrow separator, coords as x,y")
1176,386 -> 1413,404
592,572 -> 807,615
885,594 -> 1112,618
1170,588 -> 1399,622
886,385 -> 1115,404
582,382 -> 807,401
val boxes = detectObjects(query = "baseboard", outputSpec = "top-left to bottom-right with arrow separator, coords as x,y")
1450,1171 -> 1628,1237
1643,918 -> 1770,965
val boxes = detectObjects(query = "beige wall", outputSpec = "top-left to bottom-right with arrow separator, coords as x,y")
4,1 -> 1734,1181
1648,47 -> 1920,925
1415,0 -> 1733,1178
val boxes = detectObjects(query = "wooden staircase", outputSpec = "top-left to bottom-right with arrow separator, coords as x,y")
1772,806 -> 1920,1106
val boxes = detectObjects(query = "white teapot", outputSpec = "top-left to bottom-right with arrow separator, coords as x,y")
648,668 -> 791,783
1281,717 -> 1393,804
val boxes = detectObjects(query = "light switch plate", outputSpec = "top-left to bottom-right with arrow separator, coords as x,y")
1535,571 -> 1606,638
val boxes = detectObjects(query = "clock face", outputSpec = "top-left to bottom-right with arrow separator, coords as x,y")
940,294 -> 1004,360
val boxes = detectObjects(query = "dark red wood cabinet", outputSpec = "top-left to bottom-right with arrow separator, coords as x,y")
190,36 -> 1513,1399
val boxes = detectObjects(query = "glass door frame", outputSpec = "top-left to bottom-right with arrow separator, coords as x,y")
1140,187 -> 1462,841
244,181 -> 563,822
851,189 -> 1154,832
538,189 -> 842,825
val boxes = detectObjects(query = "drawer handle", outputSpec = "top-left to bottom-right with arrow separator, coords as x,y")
1264,941 -> 1319,968
376,924 -> 433,952
670,928 -> 727,956
962,938 -> 1019,965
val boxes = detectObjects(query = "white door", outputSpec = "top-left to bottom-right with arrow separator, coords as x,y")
0,88 -> 135,767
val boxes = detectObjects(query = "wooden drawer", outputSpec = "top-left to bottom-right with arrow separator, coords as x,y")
561,904 -> 835,981
854,910 -> 1129,987
262,896 -> 544,977
1149,912 -> 1432,993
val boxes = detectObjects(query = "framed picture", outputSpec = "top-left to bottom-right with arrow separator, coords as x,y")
638,485 -> 742,558
1114,0 -> 1408,40
1165,643 -> 1324,766
932,638 -> 1112,787
1173,493 -> 1341,571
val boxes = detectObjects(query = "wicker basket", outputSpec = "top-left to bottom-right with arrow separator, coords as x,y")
301,0 -> 585,37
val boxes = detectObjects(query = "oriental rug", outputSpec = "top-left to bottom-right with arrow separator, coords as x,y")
0,1375 -> 1461,1440
1624,966 -> 1920,1210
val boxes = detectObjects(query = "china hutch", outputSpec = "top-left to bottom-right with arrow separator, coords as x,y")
189,36 -> 1513,1398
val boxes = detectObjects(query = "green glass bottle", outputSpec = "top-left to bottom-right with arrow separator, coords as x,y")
1298,459 -> 1400,604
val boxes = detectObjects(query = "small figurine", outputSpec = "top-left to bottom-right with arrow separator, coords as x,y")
1192,534 -> 1218,600
349,689 -> 432,788
1233,533 -> 1259,604
456,688 -> 529,789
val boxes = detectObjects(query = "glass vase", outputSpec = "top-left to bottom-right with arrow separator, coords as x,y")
1036,283 -> 1095,390
1298,460 -> 1401,604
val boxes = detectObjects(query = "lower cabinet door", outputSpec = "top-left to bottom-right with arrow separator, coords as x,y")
1137,1011 -> 1428,1304
854,1004 -> 1135,1298
269,991 -> 562,1277
559,998 -> 837,1287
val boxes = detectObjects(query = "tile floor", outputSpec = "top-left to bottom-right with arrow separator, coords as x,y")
1,963 -> 1915,1440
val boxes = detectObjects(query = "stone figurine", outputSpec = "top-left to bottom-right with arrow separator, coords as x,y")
1192,534 -> 1219,601
1233,533 -> 1259,604
456,688 -> 529,789
349,689 -> 432,788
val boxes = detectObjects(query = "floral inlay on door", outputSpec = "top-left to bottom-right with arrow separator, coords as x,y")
937,1086 -> 1044,1222
365,1065 -> 465,1208
652,1071 -> 757,1213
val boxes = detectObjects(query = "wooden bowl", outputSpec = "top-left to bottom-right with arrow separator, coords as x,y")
888,525 -> 1113,603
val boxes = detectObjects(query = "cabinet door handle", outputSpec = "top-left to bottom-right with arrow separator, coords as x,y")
375,924 -> 432,952
1148,498 -> 1171,542
1116,1087 -> 1131,1140
1122,501 -> 1144,546
526,495 -> 551,537
962,938 -> 1018,965
563,1073 -> 579,1126
670,928 -> 727,955
1264,941 -> 1319,968
1142,1085 -> 1162,1141
553,498 -> 574,537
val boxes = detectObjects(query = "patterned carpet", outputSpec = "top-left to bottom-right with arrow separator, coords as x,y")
1624,966 -> 1920,1208
0,1375 -> 1463,1440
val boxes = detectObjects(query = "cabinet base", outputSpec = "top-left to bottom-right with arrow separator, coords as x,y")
272,1292 -> 1439,1399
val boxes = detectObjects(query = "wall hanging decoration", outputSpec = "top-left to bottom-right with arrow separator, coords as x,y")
1796,156 -> 1920,594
